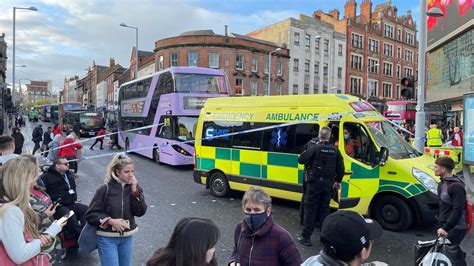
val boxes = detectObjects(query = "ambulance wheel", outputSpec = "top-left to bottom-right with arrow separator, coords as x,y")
209,172 -> 229,198
372,195 -> 412,231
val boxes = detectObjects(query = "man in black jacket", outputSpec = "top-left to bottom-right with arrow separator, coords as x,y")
42,126 -> 53,157
40,157 -> 88,241
32,124 -> 43,155
298,127 -> 345,246
434,157 -> 468,264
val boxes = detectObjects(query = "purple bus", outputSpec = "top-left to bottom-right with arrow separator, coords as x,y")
118,67 -> 229,165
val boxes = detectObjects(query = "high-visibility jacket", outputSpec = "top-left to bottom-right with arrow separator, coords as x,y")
427,128 -> 443,147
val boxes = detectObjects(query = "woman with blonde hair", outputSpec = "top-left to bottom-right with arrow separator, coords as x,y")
0,157 -> 53,264
58,132 -> 82,173
86,153 -> 147,266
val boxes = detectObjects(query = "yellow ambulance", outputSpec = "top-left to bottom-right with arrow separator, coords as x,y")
193,94 -> 440,231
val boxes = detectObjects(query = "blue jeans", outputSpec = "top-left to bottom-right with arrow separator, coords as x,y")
97,236 -> 133,266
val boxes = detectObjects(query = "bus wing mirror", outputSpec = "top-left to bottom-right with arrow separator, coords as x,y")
378,147 -> 389,166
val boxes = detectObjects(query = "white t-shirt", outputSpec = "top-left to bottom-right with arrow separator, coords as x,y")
0,153 -> 19,165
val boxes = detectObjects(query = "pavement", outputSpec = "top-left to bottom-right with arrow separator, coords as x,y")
14,121 -> 474,265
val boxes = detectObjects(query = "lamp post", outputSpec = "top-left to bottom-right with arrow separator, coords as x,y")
13,6 -> 38,107
120,23 -> 139,79
268,48 -> 282,95
366,63 -> 379,100
413,5 -> 444,152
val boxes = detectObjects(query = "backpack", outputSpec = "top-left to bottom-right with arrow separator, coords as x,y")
447,181 -> 473,236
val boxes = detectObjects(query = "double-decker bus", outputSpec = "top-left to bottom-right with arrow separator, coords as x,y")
58,102 -> 82,128
63,111 -> 105,137
118,67 -> 229,165
383,100 -> 416,126
39,104 -> 59,123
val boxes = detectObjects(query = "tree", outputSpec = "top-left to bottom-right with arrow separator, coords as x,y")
25,98 -> 55,110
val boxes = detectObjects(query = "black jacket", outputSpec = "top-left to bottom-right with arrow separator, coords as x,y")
40,167 -> 77,206
32,127 -> 43,142
43,130 -> 53,145
86,178 -> 147,236
305,141 -> 345,182
437,176 -> 467,231
12,131 -> 25,149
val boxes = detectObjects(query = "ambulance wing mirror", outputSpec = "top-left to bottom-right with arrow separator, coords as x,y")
378,147 -> 389,166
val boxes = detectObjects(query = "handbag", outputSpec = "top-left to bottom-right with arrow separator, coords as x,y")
415,237 -> 464,266
78,184 -> 109,255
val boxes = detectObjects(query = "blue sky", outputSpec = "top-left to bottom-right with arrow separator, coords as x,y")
0,0 -> 420,92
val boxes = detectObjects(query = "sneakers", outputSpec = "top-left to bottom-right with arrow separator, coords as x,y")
297,236 -> 312,246
90,147 -> 94,150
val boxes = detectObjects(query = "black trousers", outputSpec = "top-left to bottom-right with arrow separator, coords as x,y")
14,147 -> 22,155
54,202 -> 88,241
90,139 -> 104,149
32,141 -> 41,155
302,177 -> 333,239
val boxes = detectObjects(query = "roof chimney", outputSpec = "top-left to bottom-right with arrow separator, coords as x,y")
360,0 -> 372,25
344,0 -> 357,19
110,57 -> 115,67
224,25 -> 228,37
329,9 -> 340,20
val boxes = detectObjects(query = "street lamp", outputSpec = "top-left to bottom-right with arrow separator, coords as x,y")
366,63 -> 379,100
413,5 -> 445,152
268,47 -> 282,95
13,6 -> 38,107
120,23 -> 139,79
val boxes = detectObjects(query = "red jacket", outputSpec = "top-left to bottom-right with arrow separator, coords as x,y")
52,127 -> 63,136
97,129 -> 106,140
58,138 -> 82,157
452,132 -> 463,147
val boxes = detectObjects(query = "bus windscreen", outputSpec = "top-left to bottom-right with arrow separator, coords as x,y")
174,74 -> 227,94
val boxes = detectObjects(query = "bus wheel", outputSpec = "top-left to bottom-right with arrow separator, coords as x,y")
209,172 -> 229,198
125,138 -> 130,151
372,195 -> 413,231
153,148 -> 162,165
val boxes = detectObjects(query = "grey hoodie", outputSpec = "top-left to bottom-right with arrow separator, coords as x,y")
47,135 -> 62,161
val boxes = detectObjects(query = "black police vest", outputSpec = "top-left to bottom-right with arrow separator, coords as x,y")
308,142 -> 338,180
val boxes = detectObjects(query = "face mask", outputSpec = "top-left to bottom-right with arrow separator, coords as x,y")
344,133 -> 350,140
244,212 -> 267,231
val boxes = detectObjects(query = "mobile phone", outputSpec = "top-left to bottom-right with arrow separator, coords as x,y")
52,198 -> 62,208
56,210 -> 75,225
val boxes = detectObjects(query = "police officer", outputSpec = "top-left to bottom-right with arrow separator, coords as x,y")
297,126 -> 344,246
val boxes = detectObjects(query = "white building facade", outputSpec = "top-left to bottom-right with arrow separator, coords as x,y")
248,14 -> 346,95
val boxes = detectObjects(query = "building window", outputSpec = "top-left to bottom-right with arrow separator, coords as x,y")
236,54 -> 244,70
368,80 -> 379,97
235,78 -> 244,95
406,32 -> 414,45
323,83 -> 328,94
382,83 -> 392,98
305,34 -> 311,47
315,38 -> 320,51
383,62 -> 393,76
323,39 -> 329,53
351,33 -> 363,48
396,65 -> 401,78
397,47 -> 401,59
304,84 -> 310,94
350,54 -> 363,70
294,32 -> 300,45
384,24 -> 394,38
305,60 -> 310,73
350,77 -> 362,95
338,44 -> 343,56
314,62 -> 319,74
188,51 -> 198,66
405,50 -> 413,62
170,52 -> 178,67
293,58 -> 299,71
368,39 -> 378,53
323,63 -> 328,76
264,58 -> 269,74
250,79 -> 258,96
313,82 -> 319,94
251,57 -> 258,72
396,85 -> 401,99
276,83 -> 282,95
264,81 -> 270,96
208,52 -> 219,68
368,58 -> 379,73
337,67 -> 342,78
276,61 -> 283,76
158,55 -> 164,70
383,43 -> 393,57
292,84 -> 298,94
397,29 -> 402,41
404,67 -> 413,77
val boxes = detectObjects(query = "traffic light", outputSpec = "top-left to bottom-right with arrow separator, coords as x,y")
400,76 -> 414,99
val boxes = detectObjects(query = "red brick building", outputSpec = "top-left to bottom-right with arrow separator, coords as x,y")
104,57 -> 126,110
314,0 -> 418,106
154,30 -> 290,96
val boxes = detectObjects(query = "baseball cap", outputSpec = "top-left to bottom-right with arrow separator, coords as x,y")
320,210 -> 383,260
